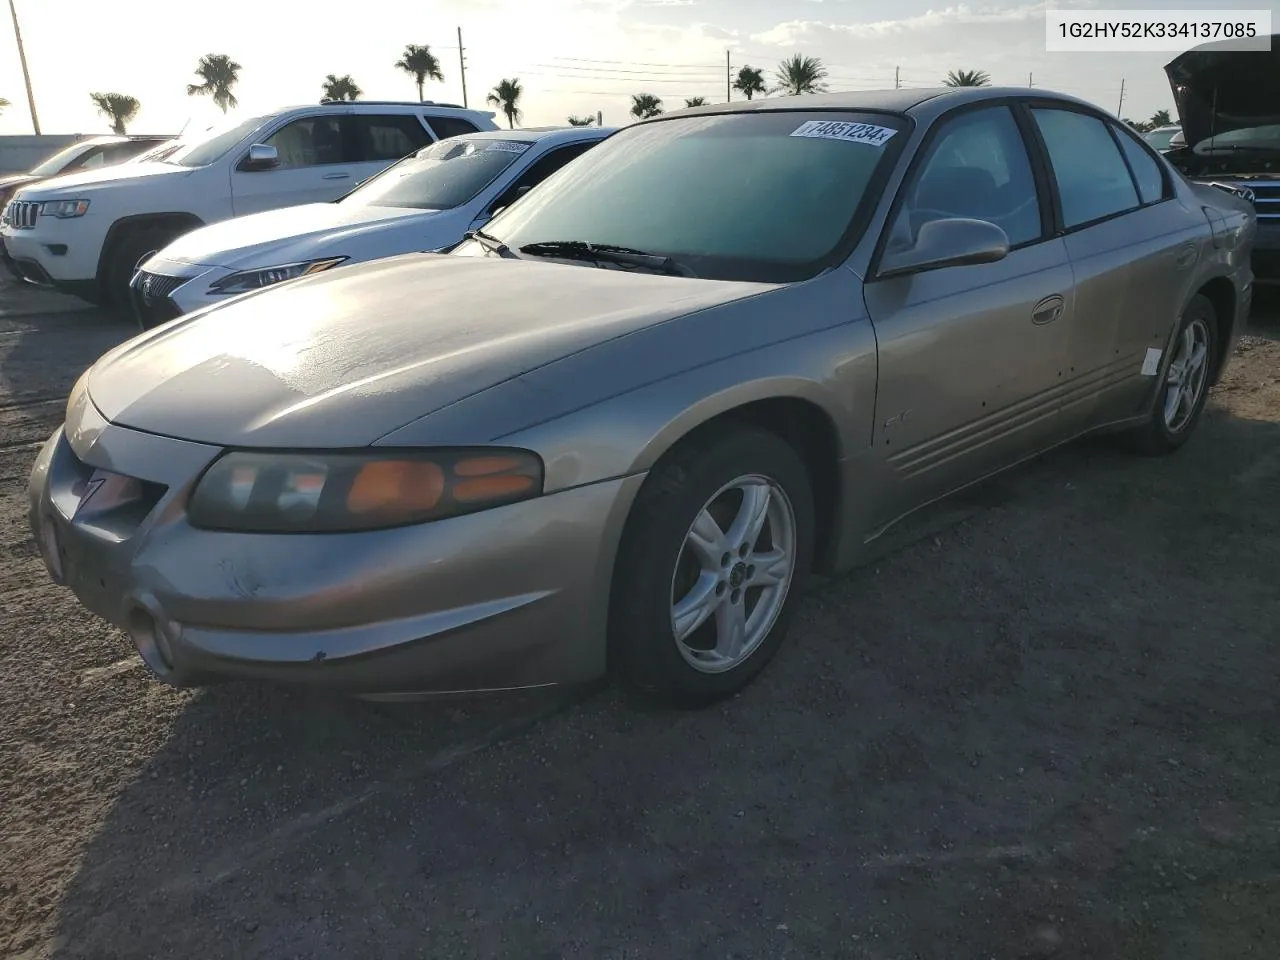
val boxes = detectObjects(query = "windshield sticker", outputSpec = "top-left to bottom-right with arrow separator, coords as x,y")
483,141 -> 531,153
789,120 -> 898,147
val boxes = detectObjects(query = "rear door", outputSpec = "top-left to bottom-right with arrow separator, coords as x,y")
1027,105 -> 1197,429
230,111 -> 359,215
863,103 -> 1075,522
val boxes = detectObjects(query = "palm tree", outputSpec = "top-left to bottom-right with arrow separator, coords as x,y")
1148,108 -> 1172,128
0,96 -> 9,114
773,54 -> 828,96
630,93 -> 663,119
486,79 -> 523,129
942,69 -> 991,87
733,66 -> 766,101
395,44 -> 444,102
321,74 -> 362,101
187,54 -> 242,113
567,114 -> 595,126
684,96 -> 707,108
89,92 -> 140,134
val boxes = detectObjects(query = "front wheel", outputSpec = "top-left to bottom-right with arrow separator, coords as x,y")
1128,293 -> 1218,455
608,425 -> 815,707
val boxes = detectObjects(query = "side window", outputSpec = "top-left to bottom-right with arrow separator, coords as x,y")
426,116 -> 482,141
65,147 -> 108,172
263,116 -> 345,168
888,105 -> 1042,251
1111,124 -> 1167,205
1031,108 -> 1140,228
349,115 -> 431,163
490,143 -> 595,211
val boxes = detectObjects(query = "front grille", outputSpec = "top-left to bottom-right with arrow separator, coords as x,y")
1248,180 -> 1280,221
2,200 -> 40,229
130,270 -> 186,330
135,270 -> 185,303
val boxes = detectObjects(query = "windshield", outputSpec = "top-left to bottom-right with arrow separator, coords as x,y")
343,137 -> 533,210
1144,127 -> 1180,151
470,111 -> 907,283
164,115 -> 271,167
30,142 -> 101,177
1193,123 -> 1280,154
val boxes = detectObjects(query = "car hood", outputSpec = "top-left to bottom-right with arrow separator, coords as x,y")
160,202 -> 433,267
16,161 -> 189,199
86,254 -> 774,448
1165,34 -> 1280,147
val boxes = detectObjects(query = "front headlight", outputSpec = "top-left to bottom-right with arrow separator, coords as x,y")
207,257 -> 347,295
187,448 -> 544,533
41,199 -> 91,218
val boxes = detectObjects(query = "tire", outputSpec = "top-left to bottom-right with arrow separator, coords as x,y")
608,424 -> 815,707
1128,293 -> 1218,455
103,226 -> 175,311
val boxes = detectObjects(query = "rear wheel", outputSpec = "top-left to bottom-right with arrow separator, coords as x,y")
608,425 -> 815,707
1128,294 -> 1218,455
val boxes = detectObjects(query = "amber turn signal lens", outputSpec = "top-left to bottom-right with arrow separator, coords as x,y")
347,460 -> 445,515
454,456 -> 523,477
453,474 -> 536,503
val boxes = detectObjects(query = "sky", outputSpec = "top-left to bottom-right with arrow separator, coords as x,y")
0,0 -> 1229,138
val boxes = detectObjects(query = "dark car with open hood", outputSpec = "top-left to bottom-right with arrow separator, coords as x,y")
1164,34 -> 1279,280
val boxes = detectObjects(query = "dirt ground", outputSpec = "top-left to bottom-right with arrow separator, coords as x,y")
1,280 -> 1278,960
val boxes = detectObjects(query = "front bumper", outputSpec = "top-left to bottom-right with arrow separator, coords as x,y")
27,398 -> 641,695
1,216 -> 102,287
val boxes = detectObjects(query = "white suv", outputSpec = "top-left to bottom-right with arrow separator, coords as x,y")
0,100 -> 497,308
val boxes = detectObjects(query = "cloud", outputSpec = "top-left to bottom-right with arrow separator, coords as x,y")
751,3 -> 1055,47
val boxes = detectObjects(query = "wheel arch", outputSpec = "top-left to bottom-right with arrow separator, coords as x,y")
1190,274 -> 1236,384
625,382 -> 848,575
95,212 -> 206,282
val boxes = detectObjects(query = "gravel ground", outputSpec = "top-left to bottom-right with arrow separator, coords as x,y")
2,281 -> 1279,960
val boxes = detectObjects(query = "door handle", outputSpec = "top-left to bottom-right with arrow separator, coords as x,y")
1031,294 -> 1065,325
322,172 -> 350,180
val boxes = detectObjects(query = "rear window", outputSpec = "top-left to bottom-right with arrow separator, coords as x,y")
426,116 -> 482,140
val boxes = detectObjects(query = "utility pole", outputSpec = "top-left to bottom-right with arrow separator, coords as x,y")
457,27 -> 468,108
894,66 -> 900,89
1116,77 -> 1125,117
597,109 -> 603,127
7,0 -> 40,134
726,50 -> 731,101
1028,71 -> 1033,87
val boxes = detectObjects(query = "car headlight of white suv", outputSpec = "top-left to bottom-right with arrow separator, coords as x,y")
41,199 -> 91,219
207,256 -> 348,295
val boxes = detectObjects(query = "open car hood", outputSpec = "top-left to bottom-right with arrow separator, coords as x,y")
1165,34 -> 1280,148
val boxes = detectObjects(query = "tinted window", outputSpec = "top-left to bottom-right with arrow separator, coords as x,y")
889,105 -> 1041,250
1032,108 -> 1140,228
490,142 -> 596,211
65,146 -> 110,172
263,116 -> 345,168
427,116 -> 482,140
350,115 -> 431,162
474,111 -> 907,283
343,138 -> 532,210
29,142 -> 102,177
1112,125 -> 1166,204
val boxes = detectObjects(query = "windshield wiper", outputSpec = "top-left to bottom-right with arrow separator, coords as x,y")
465,228 -> 518,259
518,240 -> 697,278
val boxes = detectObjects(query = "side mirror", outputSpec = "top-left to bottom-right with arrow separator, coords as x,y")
878,217 -> 1009,278
240,143 -> 279,171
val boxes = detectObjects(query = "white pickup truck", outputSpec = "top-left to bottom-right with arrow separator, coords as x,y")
0,100 -> 498,308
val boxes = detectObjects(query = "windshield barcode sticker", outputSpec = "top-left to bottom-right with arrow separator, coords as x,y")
484,141 -> 530,153
789,120 -> 897,146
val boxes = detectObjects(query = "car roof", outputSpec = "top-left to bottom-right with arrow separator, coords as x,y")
449,126 -> 618,145
274,102 -> 494,118
654,86 -> 1112,124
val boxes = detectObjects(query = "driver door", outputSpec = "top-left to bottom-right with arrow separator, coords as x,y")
863,104 -> 1076,523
